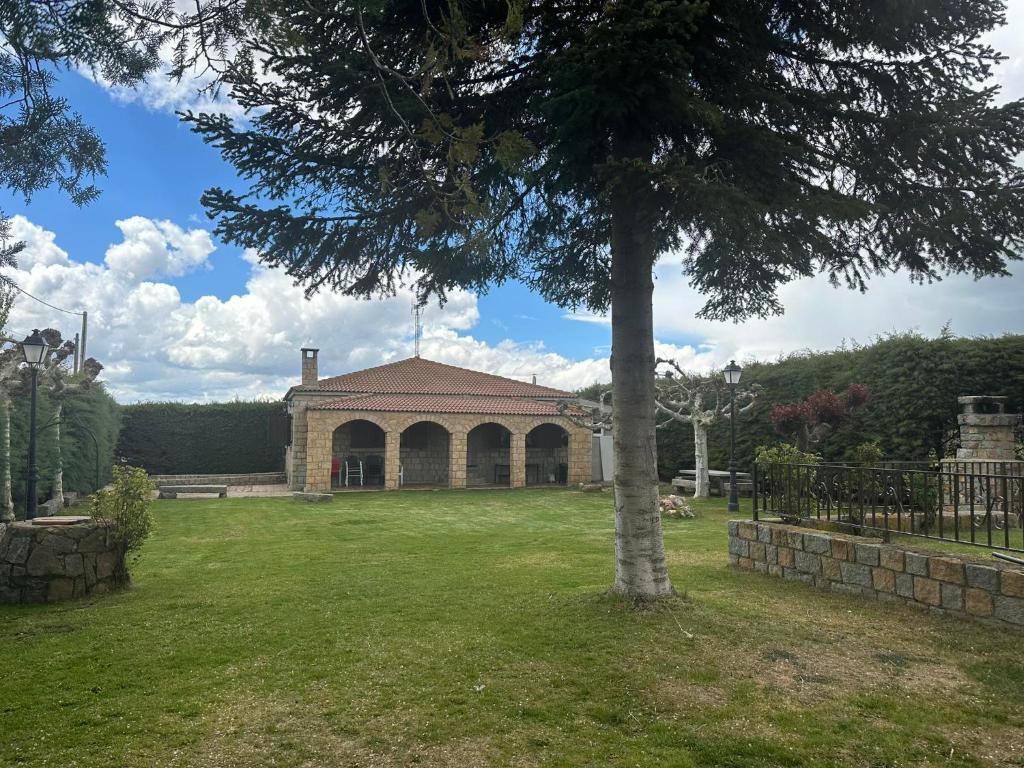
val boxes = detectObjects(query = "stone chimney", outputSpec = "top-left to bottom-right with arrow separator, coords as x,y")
956,396 -> 1017,461
301,348 -> 319,387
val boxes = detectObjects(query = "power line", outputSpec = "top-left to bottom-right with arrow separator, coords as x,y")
9,282 -> 85,316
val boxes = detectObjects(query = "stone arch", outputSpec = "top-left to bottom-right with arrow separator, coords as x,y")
525,422 -> 571,485
393,414 -> 458,434
399,420 -> 451,487
466,421 -> 514,487
460,414 -> 522,436
332,418 -> 388,487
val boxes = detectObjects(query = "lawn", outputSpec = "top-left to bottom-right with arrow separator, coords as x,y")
2,489 -> 1022,767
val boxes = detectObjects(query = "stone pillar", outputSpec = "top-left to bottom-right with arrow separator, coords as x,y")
384,430 -> 401,489
510,432 -> 526,488
942,396 -> 1021,521
304,415 -> 332,492
449,430 -> 468,488
567,427 -> 593,485
954,396 -> 1017,461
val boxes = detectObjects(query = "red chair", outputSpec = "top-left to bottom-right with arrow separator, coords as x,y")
331,457 -> 341,487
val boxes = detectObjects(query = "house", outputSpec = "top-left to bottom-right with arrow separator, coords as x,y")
284,349 -> 593,491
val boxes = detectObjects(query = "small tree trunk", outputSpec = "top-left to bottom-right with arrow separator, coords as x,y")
51,401 -> 64,511
693,420 -> 711,498
1,394 -> 12,522
609,178 -> 675,601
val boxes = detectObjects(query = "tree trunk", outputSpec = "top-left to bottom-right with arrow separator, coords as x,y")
51,401 -> 64,511
609,179 -> 675,601
693,420 -> 711,498
1,394 -> 12,522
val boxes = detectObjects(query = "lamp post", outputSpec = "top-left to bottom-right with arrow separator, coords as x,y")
21,330 -> 48,520
723,359 -> 742,513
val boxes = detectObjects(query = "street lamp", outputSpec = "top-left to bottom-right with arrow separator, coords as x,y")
21,329 -> 48,520
723,360 -> 742,513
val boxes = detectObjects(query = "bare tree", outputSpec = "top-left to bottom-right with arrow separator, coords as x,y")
654,360 -> 759,498
559,361 -> 759,500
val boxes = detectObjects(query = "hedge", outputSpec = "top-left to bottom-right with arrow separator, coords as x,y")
117,401 -> 287,475
5,383 -> 121,506
654,332 -> 1024,478
572,333 -> 1023,480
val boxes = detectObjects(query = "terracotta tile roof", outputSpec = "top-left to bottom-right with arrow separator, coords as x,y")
306,357 -> 572,398
311,393 -> 580,417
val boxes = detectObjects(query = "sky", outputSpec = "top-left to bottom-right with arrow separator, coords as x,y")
2,4 -> 1023,403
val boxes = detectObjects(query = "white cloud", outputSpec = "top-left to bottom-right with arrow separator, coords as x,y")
7,216 -> 70,268
2,217 -> 610,401
104,217 -> 215,279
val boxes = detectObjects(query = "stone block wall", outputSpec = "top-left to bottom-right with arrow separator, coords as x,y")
526,446 -> 570,484
400,424 -> 450,485
728,520 -> 1024,628
150,472 -> 287,486
0,521 -> 127,604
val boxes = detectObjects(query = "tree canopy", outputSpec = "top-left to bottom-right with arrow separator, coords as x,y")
189,0 -> 1023,317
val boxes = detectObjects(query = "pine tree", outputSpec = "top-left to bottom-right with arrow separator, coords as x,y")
174,0 -> 1024,600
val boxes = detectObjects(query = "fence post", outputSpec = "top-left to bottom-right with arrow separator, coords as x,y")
752,463 -> 759,521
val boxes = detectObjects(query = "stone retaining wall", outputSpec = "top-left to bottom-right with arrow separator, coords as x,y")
728,520 -> 1024,628
149,472 -> 287,486
0,521 -> 126,603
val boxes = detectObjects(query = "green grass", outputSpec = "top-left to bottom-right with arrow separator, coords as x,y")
2,489 -> 1022,767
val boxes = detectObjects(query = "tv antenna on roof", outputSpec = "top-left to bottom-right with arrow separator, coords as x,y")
412,303 -> 422,357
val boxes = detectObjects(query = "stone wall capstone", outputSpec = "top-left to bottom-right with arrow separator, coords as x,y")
0,520 -> 127,604
728,519 -> 1024,629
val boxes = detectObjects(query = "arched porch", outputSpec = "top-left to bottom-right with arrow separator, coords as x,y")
525,423 -> 570,485
399,421 -> 451,487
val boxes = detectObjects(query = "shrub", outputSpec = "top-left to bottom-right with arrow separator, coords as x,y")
846,440 -> 884,465
91,465 -> 154,558
754,443 -> 821,466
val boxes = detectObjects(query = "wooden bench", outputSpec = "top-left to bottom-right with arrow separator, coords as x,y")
158,485 -> 228,499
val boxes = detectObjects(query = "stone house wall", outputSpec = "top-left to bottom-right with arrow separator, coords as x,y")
728,520 -> 1024,628
1,521 -> 127,604
303,409 -> 591,492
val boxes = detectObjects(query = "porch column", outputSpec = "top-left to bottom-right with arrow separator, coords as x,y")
384,430 -> 400,489
304,414 -> 332,492
510,431 -> 526,488
567,427 -> 592,485
449,429 -> 468,488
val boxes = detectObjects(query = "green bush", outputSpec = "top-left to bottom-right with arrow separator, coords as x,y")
91,464 -> 154,559
754,443 -> 821,466
847,440 -> 884,465
117,401 -> 287,474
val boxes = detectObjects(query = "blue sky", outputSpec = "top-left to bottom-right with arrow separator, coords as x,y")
3,6 -> 1023,402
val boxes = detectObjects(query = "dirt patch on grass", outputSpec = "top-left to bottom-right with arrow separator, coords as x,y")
170,683 -> 538,768
655,678 -> 729,710
166,689 -> 375,768
752,646 -> 966,704
940,723 -> 1024,766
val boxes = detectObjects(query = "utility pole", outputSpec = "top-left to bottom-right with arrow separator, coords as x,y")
73,332 -> 80,374
79,310 -> 88,363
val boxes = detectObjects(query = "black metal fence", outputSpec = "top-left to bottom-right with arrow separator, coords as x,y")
752,461 -> 1024,553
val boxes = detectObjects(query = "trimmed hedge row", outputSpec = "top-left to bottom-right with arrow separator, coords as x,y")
117,401 -> 287,475
655,333 -> 1024,478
